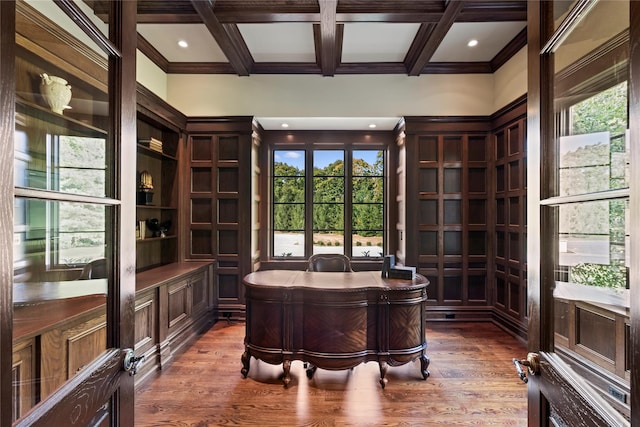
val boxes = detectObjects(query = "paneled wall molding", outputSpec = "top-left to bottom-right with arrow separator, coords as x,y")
185,116 -> 255,320
401,116 -> 492,309
491,95 -> 527,130
491,97 -> 528,335
137,84 -> 187,132
400,99 -> 527,336
424,306 -> 494,322
403,116 -> 492,133
492,305 -> 529,340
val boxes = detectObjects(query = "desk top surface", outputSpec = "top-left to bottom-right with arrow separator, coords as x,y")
243,270 -> 428,291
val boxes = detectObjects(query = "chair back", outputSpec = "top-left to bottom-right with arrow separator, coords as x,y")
307,254 -> 353,272
78,258 -> 108,280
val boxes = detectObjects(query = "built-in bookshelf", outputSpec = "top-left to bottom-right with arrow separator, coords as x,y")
136,115 -> 180,272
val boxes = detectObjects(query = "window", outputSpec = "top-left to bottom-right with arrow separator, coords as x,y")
272,147 -> 385,259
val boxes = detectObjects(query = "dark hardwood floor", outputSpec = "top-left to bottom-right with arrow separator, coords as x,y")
135,321 -> 527,426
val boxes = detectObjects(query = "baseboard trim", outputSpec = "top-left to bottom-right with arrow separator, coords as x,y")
425,306 -> 528,343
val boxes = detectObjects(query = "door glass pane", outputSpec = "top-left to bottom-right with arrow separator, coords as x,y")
558,82 -> 628,196
553,1 -> 579,30
13,0 -> 113,422
551,0 -> 630,420
15,1 -> 111,197
13,200 -> 111,421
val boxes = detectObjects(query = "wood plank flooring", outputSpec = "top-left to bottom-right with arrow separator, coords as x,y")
135,321 -> 527,426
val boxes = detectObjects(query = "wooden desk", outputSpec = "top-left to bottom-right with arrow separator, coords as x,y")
241,270 -> 430,388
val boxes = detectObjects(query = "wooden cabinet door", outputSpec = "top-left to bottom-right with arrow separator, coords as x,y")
166,278 -> 191,337
11,339 -> 36,422
190,271 -> 209,320
40,311 -> 107,398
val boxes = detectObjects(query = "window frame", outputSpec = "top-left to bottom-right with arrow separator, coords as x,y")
268,135 -> 392,262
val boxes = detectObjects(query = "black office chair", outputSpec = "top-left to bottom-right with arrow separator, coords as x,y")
78,258 -> 108,280
307,253 -> 353,272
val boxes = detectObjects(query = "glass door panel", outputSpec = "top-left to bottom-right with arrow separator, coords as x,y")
549,0 -> 630,420
12,0 -> 115,422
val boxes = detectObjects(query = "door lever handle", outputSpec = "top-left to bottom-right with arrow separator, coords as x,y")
123,348 -> 145,376
512,352 -> 540,383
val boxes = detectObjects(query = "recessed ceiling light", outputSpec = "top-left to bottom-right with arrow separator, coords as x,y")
467,39 -> 478,47
368,124 -> 377,129
281,123 -> 289,128
178,40 -> 189,48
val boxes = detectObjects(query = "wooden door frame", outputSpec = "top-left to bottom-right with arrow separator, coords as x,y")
0,1 -> 138,425
526,1 -> 547,422
112,0 -> 138,423
629,1 -> 640,425
0,1 -> 17,425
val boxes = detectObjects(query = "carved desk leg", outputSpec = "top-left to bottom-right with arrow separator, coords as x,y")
420,352 -> 430,379
241,349 -> 250,378
379,361 -> 388,388
282,360 -> 292,388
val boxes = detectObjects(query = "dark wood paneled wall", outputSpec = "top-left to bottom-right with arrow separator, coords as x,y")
402,116 -> 493,321
401,97 -> 528,336
185,117 -> 255,320
491,97 -> 528,338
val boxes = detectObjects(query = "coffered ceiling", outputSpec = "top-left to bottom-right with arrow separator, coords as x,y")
103,0 -> 527,77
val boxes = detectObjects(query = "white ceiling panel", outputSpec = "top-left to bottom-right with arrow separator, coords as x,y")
341,23 -> 421,63
431,22 -> 526,62
238,23 -> 316,62
137,24 -> 227,62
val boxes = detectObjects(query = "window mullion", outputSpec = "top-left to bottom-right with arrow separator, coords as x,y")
305,149 -> 313,257
345,148 -> 353,256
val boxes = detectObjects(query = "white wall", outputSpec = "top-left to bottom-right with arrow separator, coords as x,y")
166,73 -> 496,117
136,51 -> 168,100
137,52 -> 527,118
493,47 -> 527,111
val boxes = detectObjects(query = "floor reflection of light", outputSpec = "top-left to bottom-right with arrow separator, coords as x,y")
343,365 -> 382,425
296,363 -> 309,423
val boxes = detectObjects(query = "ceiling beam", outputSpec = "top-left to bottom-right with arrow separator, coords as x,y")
137,33 -> 169,72
459,1 -> 527,21
490,27 -> 527,71
319,0 -> 338,76
190,0 -> 253,76
404,23 -> 437,72
163,61 -> 495,75
405,1 -> 465,76
313,23 -> 343,73
134,10 -> 525,24
131,0 -> 524,24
